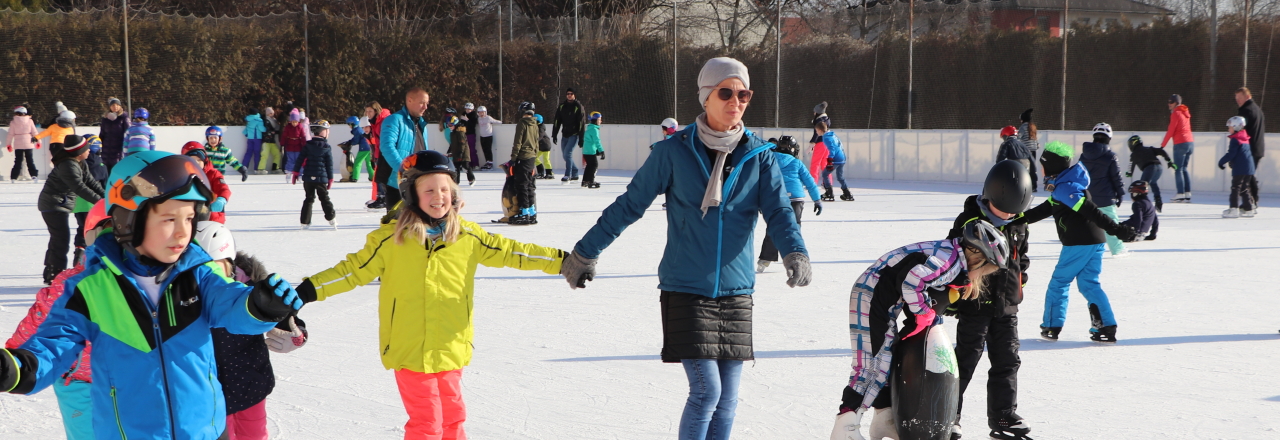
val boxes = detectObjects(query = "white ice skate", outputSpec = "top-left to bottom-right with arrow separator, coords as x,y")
756,260 -> 770,273
329,219 -> 338,230
300,224 -> 310,230
1222,208 -> 1240,218
1241,208 -> 1257,218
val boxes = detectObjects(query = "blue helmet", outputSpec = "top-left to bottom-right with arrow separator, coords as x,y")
132,107 -> 149,120
205,126 -> 223,138
346,116 -> 360,125
106,151 -> 213,249
535,114 -> 544,124
85,134 -> 102,154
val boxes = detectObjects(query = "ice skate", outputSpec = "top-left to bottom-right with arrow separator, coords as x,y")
1172,193 -> 1186,203
561,176 -> 570,183
821,187 -> 835,202
1222,208 -> 1240,218
570,175 -> 580,182
581,180 -> 589,187
840,188 -> 855,201
468,180 -> 475,187
329,219 -> 338,230
1039,326 -> 1060,341
951,421 -> 962,440
366,198 -> 386,211
300,224 -> 310,230
1090,325 -> 1118,343
480,161 -> 494,171
588,181 -> 600,189
756,259 -> 770,273
988,413 -> 1032,440
1241,208 -> 1257,218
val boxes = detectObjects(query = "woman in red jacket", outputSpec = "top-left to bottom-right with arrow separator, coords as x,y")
1161,94 -> 1195,203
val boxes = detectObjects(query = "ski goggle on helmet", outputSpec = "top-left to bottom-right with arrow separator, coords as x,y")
106,151 -> 213,248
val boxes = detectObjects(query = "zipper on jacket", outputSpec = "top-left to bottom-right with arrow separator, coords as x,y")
207,371 -> 217,427
384,298 -> 397,355
111,386 -> 128,440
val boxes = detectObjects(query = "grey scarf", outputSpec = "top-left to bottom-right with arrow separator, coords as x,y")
695,113 -> 745,216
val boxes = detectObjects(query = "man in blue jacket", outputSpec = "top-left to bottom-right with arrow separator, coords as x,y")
379,87 -> 431,211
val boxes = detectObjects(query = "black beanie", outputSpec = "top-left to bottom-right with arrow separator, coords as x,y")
1020,108 -> 1033,123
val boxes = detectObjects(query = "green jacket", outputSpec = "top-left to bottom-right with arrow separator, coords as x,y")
510,116 -> 539,161
582,124 -> 604,155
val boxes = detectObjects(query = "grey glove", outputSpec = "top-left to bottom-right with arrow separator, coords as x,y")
782,252 -> 812,287
813,200 -> 823,216
561,250 -> 597,289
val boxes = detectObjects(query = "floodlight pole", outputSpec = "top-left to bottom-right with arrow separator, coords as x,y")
907,0 -> 914,129
1061,0 -> 1069,130
776,0 -> 782,128
123,0 -> 131,111
499,3 -> 504,121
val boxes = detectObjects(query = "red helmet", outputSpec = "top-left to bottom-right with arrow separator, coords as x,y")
1000,126 -> 1018,137
181,141 -> 205,155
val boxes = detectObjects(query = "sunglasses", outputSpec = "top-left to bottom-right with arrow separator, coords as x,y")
708,87 -> 753,103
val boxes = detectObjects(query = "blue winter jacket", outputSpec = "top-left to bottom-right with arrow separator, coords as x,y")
1220,134 -> 1256,176
10,236 -> 277,440
350,126 -> 371,152
294,137 -> 334,183
573,125 -> 807,298
1080,141 -> 1125,206
823,131 -> 846,164
775,151 -> 821,201
242,114 -> 265,140
379,107 -> 430,189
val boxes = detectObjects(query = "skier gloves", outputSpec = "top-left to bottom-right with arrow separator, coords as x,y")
813,201 -> 823,216
561,251 -> 597,289
782,252 -> 812,287
265,316 -> 308,353
247,274 -> 304,322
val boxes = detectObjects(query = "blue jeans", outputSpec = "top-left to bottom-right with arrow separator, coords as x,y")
1172,142 -> 1193,194
1043,244 -> 1116,329
1139,163 -> 1163,205
820,163 -> 848,189
560,134 -> 580,178
680,359 -> 743,440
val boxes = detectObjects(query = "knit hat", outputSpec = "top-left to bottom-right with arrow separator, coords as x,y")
107,97 -> 122,107
697,57 -> 750,107
288,108 -> 302,122
1169,94 -> 1182,105
1020,108 -> 1033,123
62,134 -> 90,154
813,101 -> 828,115
566,88 -> 576,93
55,101 -> 68,115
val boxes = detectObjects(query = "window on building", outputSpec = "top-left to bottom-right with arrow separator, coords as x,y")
1038,16 -> 1050,31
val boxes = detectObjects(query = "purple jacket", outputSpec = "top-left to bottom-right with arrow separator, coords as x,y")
98,112 -> 131,164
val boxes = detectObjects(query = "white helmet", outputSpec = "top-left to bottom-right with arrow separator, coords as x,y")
58,110 -> 76,121
477,106 -> 487,113
194,221 -> 236,262
1226,116 -> 1247,131
1092,122 -> 1113,139
660,118 -> 679,130
464,103 -> 475,110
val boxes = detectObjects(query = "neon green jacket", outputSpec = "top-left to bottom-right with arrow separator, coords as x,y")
304,217 -> 564,373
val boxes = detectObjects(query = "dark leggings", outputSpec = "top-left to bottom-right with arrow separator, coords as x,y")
759,200 -> 804,261
301,182 -> 336,224
480,136 -> 494,163
453,161 -> 475,184
583,154 -> 599,183
11,149 -> 38,179
42,211 -> 71,271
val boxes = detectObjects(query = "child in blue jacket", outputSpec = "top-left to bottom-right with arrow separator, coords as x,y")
0,151 -> 303,440
1220,116 -> 1257,218
758,135 -> 822,273
817,120 -> 852,201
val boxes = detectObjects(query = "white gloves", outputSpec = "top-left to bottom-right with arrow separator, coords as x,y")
265,316 -> 307,353
830,410 -> 866,440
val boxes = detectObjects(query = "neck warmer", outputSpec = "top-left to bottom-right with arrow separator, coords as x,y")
694,113 -> 744,216
977,197 -> 1015,227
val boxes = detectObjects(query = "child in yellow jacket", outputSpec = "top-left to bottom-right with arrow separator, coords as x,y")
295,150 -> 566,439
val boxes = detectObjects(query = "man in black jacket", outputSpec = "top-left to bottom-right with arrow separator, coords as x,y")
946,160 -> 1034,440
1236,87 -> 1265,206
551,88 -> 586,182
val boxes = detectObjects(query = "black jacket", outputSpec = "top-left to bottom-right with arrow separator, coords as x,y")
462,110 -> 479,132
293,137 -> 334,183
1080,142 -> 1125,206
996,137 -> 1032,162
38,154 -> 103,213
659,291 -> 752,362
1128,144 -> 1172,173
551,100 -> 586,140
1238,99 -> 1266,159
1019,189 -> 1125,246
946,196 -> 1029,317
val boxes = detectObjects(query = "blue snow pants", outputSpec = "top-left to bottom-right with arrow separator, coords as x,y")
1042,243 -> 1117,330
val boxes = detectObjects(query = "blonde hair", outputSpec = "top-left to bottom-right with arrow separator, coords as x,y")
960,246 -> 995,301
393,171 -> 464,246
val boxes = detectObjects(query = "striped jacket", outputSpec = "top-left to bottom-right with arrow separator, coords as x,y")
204,142 -> 244,172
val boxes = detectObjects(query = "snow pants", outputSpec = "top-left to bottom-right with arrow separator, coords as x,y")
225,400 -> 268,440
759,200 -> 803,262
243,139 -> 263,171
301,182 -> 335,225
582,154 -> 598,183
466,133 -> 479,167
10,149 -> 37,180
352,151 -> 372,181
1042,243 -> 1116,329
284,151 -> 301,176
1231,174 -> 1256,210
395,368 -> 467,440
1096,205 -> 1126,255
512,158 -> 537,214
258,142 -> 281,172
42,211 -> 71,272
955,313 -> 1020,421
679,359 -> 743,440
536,151 -> 553,172
53,379 -> 93,440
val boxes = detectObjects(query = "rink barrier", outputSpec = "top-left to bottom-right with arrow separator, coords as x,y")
2,125 -> 1273,195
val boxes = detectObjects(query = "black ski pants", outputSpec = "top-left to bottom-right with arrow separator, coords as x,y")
377,155 -> 401,211
759,200 -> 803,262
453,160 -> 475,184
512,158 -> 537,210
1230,175 -> 1256,210
42,211 -> 72,271
301,182 -> 336,225
11,149 -> 38,180
955,313 -> 1021,421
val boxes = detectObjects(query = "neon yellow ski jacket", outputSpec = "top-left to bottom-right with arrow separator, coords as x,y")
304,217 -> 565,373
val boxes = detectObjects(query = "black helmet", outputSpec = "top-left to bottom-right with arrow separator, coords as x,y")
399,150 -> 456,217
774,135 -> 799,157
961,220 -> 1010,270
981,160 -> 1033,215
1128,180 -> 1150,196
518,101 -> 535,114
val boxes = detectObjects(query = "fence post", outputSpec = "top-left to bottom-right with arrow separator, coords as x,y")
499,3 -> 504,121
775,0 -> 781,128
304,4 -> 311,114
1061,0 -> 1069,130
907,0 -> 914,130
673,0 -> 678,121
123,0 -> 131,111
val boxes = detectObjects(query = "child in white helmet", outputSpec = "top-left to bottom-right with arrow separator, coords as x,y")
475,105 -> 502,170
1220,116 -> 1257,218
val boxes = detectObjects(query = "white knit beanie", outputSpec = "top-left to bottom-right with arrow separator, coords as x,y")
697,57 -> 750,108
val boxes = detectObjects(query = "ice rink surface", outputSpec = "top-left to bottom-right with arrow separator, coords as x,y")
1,170 -> 1277,439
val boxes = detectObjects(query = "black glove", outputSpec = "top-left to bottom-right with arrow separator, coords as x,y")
238,166 -> 249,182
296,279 -> 318,303
1220,164 -> 1227,170
813,200 -> 823,216
1113,225 -> 1138,242
0,348 -> 36,394
246,274 -> 303,322
597,150 -> 605,160
1114,199 -> 1123,209
0,349 -> 17,393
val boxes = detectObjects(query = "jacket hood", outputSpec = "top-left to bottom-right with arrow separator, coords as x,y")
1052,161 -> 1091,187
233,251 -> 270,283
1229,130 -> 1251,143
1081,142 -> 1114,160
1173,104 -> 1190,117
521,116 -> 539,127
245,114 -> 261,122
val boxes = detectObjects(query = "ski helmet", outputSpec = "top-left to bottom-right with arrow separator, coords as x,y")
1127,135 -> 1144,150
999,126 -> 1017,137
1092,122 -> 1113,139
205,126 -> 223,138
774,135 -> 800,157
85,134 -> 102,154
961,219 -> 1010,270
535,114 -> 544,124
464,103 -> 475,110
660,118 -> 679,130
106,151 -> 213,252
58,110 -> 76,122
194,221 -> 236,262
133,107 -> 149,120
589,111 -> 602,121
346,115 -> 360,125
518,102 -> 535,114
398,150 -> 457,218
1128,180 -> 1150,196
981,160 -> 1033,215
1227,116 -> 1247,131
1039,141 -> 1074,177
445,107 -> 457,114
477,106 -> 487,113
311,120 -> 331,135
181,141 -> 205,155
84,200 -> 112,244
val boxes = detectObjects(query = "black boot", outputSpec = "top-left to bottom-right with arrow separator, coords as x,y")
43,266 -> 63,285
536,165 -> 545,177
1039,326 -> 1061,341
988,412 -> 1032,439
840,188 -> 855,201
821,187 -> 835,202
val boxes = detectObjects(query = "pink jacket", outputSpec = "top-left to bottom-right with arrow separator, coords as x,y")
6,266 -> 93,384
5,115 -> 39,150
1161,105 -> 1194,147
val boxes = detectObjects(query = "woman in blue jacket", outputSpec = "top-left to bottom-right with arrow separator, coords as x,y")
560,57 -> 812,440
